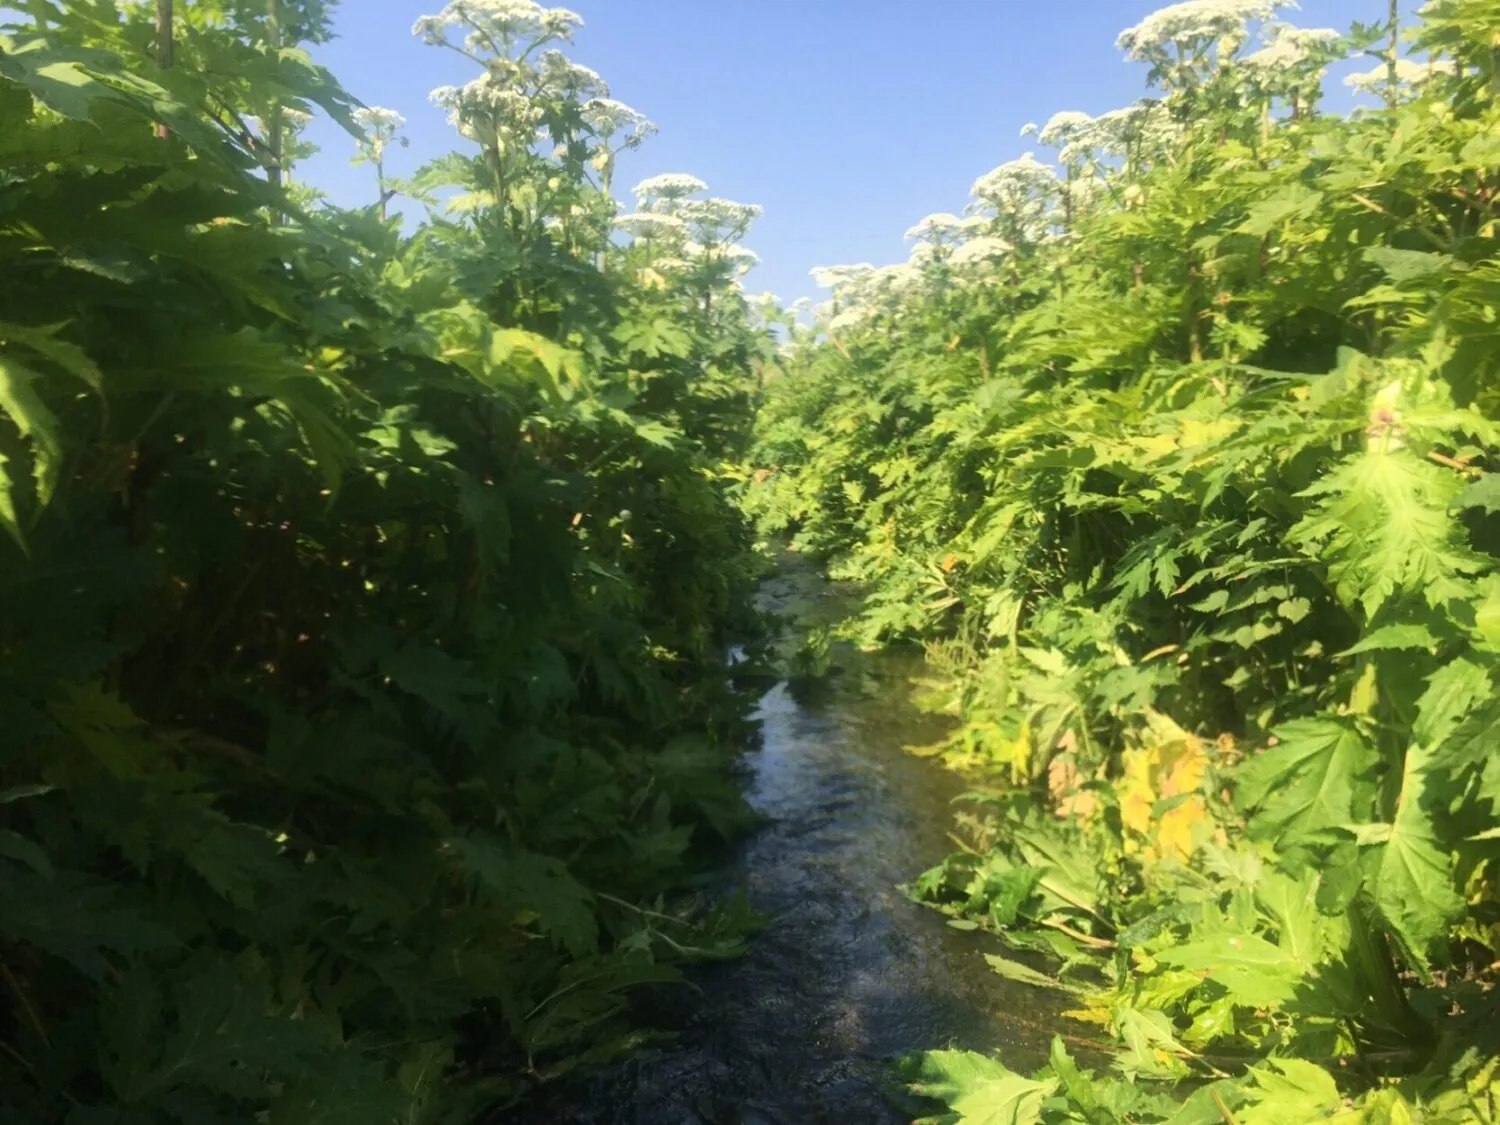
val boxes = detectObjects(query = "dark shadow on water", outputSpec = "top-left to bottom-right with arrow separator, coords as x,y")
511,552 -> 1073,1124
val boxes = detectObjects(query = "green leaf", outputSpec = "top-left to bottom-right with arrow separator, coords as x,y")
0,829 -> 52,877
0,355 -> 63,536
1357,741 -> 1466,972
1336,622 -> 1439,656
1112,1007 -> 1193,1080
1154,931 -> 1306,1007
1363,246 -> 1456,283
1235,719 -> 1380,846
984,953 -> 1080,994
1047,1036 -> 1101,1116
1292,450 -> 1482,617
1413,657 -> 1492,749
446,835 -> 598,958
906,1049 -> 1057,1125
150,960 -> 328,1100
1235,1058 -> 1340,1124
1454,473 -> 1500,514
0,863 -> 179,980
0,322 -> 103,390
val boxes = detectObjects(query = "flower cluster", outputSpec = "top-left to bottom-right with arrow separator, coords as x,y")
352,106 -> 408,162
1116,0 -> 1283,63
948,235 -> 1013,267
634,173 -> 710,204
620,176 -> 763,284
430,76 -> 542,139
582,98 -> 656,148
811,260 -> 928,334
1344,57 -> 1456,95
904,212 -> 984,246
613,211 -> 687,239
1240,23 -> 1340,70
969,153 -> 1059,244
413,1 -> 582,48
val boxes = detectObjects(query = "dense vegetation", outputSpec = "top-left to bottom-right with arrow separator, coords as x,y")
750,0 -> 1500,1120
0,1 -> 780,1120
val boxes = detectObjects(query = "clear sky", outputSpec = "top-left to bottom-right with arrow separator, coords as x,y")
297,0 -> 1404,309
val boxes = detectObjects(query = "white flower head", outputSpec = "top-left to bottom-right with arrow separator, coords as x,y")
1242,23 -> 1340,69
810,263 -> 875,291
353,105 -> 408,133
633,173 -> 709,202
949,235 -> 1014,266
430,75 -> 542,136
969,154 -> 1059,240
583,97 -> 655,145
971,153 -> 1056,201
539,49 -> 607,99
705,244 -> 760,275
1034,110 -> 1105,164
904,212 -> 969,245
1345,57 -> 1455,94
414,1 -> 582,48
1117,0 -> 1284,66
614,211 -> 688,239
673,196 -> 761,237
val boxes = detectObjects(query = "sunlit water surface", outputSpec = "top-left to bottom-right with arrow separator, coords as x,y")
514,555 -> 1061,1123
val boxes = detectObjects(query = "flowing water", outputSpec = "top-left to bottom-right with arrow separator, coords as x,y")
516,554 -> 1064,1123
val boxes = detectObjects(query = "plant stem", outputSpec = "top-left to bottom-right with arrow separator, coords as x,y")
154,0 -> 173,139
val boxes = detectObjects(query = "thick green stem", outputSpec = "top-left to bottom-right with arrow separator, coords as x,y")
154,0 -> 173,139
1385,0 -> 1400,108
266,0 -> 285,220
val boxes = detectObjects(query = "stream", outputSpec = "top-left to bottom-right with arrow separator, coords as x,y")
516,554 -> 1061,1123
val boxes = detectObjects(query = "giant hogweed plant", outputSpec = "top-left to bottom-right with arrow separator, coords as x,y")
751,0 -> 1500,1119
0,1 -> 780,1121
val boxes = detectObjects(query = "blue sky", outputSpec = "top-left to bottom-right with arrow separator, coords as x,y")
298,0 -> 1404,309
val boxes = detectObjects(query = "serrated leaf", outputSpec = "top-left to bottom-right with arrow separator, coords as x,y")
1364,246 -> 1455,283
906,1049 -> 1056,1125
1337,622 -> 1440,656
1292,450 -> 1482,617
1234,1059 -> 1341,1124
1358,740 -> 1466,972
983,953 -> 1079,994
1454,473 -> 1500,514
1235,719 -> 1379,846
1154,931 -> 1306,1007
150,960 -> 328,1100
446,835 -> 598,958
0,863 -> 179,980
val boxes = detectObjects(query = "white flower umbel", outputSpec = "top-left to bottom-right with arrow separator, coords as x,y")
970,154 -> 1059,244
1345,57 -> 1455,94
538,49 -> 607,100
949,235 -> 1013,267
1034,110 -> 1106,166
810,264 -> 876,293
353,106 -> 408,162
1241,23 -> 1339,69
413,1 -> 582,48
1037,111 -> 1092,146
583,98 -> 655,145
1118,0 -> 1288,89
1117,0 -> 1283,60
904,212 -> 971,246
633,173 -> 709,203
614,211 -> 688,238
